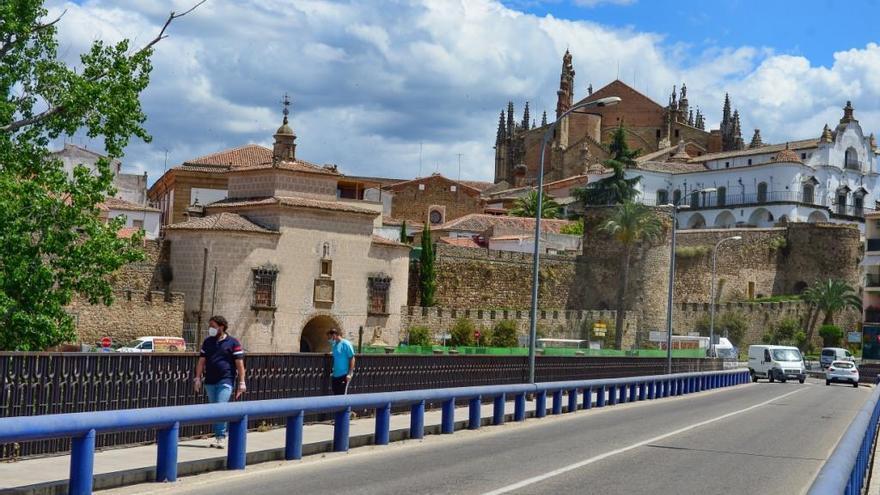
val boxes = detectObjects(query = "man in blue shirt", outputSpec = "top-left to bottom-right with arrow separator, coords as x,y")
327,328 -> 355,395
193,316 -> 246,449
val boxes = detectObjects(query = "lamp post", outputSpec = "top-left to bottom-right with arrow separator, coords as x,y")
709,235 -> 742,356
664,187 -> 715,374
527,96 -> 622,384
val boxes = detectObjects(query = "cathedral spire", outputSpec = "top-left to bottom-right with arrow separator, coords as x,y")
732,109 -> 745,150
496,111 -> 506,143
695,107 -> 705,130
840,100 -> 857,124
521,102 -> 530,130
588,83 -> 593,96
722,93 -> 732,127
506,101 -> 515,138
688,110 -> 694,126
541,110 -> 547,127
820,123 -> 833,143
749,129 -> 763,148
556,50 -> 575,118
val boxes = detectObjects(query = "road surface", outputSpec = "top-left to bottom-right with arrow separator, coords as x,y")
110,378 -> 871,495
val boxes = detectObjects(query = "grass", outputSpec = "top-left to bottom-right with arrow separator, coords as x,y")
746,294 -> 802,303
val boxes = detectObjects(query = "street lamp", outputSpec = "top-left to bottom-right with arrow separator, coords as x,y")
527,96 -> 622,384
709,235 -> 742,356
664,187 -> 715,374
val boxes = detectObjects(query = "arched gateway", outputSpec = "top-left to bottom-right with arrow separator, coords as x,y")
300,315 -> 340,353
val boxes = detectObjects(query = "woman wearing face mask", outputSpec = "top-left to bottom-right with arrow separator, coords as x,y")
193,315 -> 246,449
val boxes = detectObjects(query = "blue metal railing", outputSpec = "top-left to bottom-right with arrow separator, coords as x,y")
0,369 -> 749,495
807,384 -> 880,495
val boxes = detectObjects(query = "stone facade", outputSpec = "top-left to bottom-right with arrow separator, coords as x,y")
388,174 -> 486,226
68,291 -> 184,345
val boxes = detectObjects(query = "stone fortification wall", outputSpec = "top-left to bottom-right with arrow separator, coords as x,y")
69,291 -> 185,345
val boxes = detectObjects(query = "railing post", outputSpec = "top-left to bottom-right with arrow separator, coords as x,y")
333,408 -> 351,452
552,390 -> 563,415
285,411 -> 304,460
441,398 -> 455,433
156,421 -> 179,482
411,400 -> 425,439
620,384 -> 627,403
375,403 -> 391,445
514,393 -> 526,421
568,389 -> 578,413
227,415 -> 247,470
469,396 -> 482,429
663,379 -> 670,398
493,393 -> 506,425
69,429 -> 96,495
536,390 -> 547,417
639,382 -> 646,401
629,383 -> 638,402
596,386 -> 606,408
584,387 -> 593,410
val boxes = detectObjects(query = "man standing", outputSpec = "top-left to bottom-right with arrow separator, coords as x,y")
193,316 -> 246,448
328,328 -> 355,395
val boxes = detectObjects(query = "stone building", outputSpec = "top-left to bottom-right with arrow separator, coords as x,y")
163,107 -> 410,352
385,173 -> 492,227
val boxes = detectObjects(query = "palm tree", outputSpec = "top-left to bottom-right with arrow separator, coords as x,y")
510,189 -> 561,218
802,279 -> 861,332
573,125 -> 642,206
599,201 -> 664,349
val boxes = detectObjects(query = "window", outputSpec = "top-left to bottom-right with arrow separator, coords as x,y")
801,153 -> 807,160
321,260 -> 332,277
725,161 -> 730,168
717,186 -> 726,207
656,189 -> 669,205
418,183 -> 426,191
450,185 -> 457,192
747,159 -> 752,165
757,182 -> 768,203
674,129 -> 680,138
429,210 -> 443,224
140,341 -> 153,350
690,191 -> 699,208
656,129 -> 661,139
854,194 -> 865,217
672,189 -> 682,206
845,147 -> 859,170
368,276 -> 391,315
252,266 -> 279,308
132,219 -> 144,229
802,184 -> 814,204
322,242 -> 331,258
837,193 -> 848,215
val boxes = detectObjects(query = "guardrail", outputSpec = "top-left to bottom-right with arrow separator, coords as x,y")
807,384 -> 880,495
0,369 -> 748,495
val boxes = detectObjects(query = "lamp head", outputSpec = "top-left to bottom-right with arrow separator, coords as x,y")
731,236 -> 742,240
592,96 -> 622,108
700,187 -> 718,194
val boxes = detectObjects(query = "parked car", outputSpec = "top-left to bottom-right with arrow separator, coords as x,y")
748,345 -> 806,383
117,336 -> 186,353
826,360 -> 860,387
820,347 -> 854,369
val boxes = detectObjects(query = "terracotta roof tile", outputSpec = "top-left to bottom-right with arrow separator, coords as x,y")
459,180 -> 494,191
164,212 -> 278,234
185,144 -> 273,168
388,173 -> 484,195
635,161 -> 709,174
116,227 -> 142,239
371,235 -> 410,248
232,159 -> 340,176
438,236 -> 485,248
433,213 -> 572,234
100,196 -> 160,212
383,216 -> 423,227
209,196 -> 380,216
688,138 -> 817,163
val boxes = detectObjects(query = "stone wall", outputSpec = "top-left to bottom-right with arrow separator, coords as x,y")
390,175 -> 484,225
401,305 -> 639,348
68,291 -> 185,344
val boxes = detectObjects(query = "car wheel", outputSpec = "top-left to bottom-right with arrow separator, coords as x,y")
799,377 -> 805,384
853,382 -> 859,388
780,376 -> 787,383
826,380 -> 831,386
769,372 -> 775,383
750,371 -> 758,383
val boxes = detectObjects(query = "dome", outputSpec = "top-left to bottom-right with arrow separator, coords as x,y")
275,122 -> 294,135
773,143 -> 801,163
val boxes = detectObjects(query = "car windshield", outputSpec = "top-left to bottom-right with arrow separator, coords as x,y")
716,348 -> 737,358
834,362 -> 854,369
124,340 -> 143,348
822,350 -> 835,356
772,349 -> 802,361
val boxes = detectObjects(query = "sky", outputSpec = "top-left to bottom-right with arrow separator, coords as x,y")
49,0 -> 880,185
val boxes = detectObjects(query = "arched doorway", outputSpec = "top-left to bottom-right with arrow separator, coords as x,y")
686,213 -> 706,229
807,210 -> 828,223
300,315 -> 340,353
748,208 -> 774,227
714,211 -> 736,228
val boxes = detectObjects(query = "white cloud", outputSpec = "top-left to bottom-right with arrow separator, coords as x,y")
43,0 -> 880,184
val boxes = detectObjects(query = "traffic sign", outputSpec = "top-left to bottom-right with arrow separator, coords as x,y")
101,337 -> 112,348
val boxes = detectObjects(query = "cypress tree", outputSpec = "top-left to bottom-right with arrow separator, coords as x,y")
419,223 -> 436,306
399,220 -> 408,244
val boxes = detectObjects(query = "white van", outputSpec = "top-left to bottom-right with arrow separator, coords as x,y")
820,347 -> 854,369
748,345 -> 806,383
708,337 -> 737,358
117,336 -> 186,353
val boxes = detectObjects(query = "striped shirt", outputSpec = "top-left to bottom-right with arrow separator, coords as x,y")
200,335 -> 244,385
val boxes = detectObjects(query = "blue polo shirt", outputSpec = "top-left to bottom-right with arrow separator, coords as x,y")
331,339 -> 355,378
200,335 -> 244,385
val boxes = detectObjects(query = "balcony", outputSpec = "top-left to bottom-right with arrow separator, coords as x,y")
867,274 -> 880,290
868,239 -> 880,253
639,190 -> 872,220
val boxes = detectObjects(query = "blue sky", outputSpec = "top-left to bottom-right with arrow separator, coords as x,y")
47,1 -> 880,185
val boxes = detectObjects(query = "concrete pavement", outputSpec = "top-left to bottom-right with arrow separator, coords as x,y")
100,378 -> 871,495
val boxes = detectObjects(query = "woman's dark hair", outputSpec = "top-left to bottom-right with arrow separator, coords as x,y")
209,315 -> 228,331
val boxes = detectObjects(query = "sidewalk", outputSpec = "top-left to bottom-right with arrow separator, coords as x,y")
0,396 -> 557,495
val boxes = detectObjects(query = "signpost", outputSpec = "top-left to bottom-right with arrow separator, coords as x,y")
592,322 -> 607,337
649,331 -> 668,342
101,337 -> 112,353
847,331 -> 861,344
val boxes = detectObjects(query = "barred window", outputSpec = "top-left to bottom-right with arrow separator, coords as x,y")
368,276 -> 391,315
253,266 -> 279,308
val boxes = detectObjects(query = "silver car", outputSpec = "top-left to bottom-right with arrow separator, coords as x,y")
826,360 -> 860,388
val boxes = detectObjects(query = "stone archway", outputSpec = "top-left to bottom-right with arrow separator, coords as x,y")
807,210 -> 828,223
685,213 -> 706,229
713,210 -> 736,228
300,315 -> 340,353
748,208 -> 774,227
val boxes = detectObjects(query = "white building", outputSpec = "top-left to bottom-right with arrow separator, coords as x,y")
100,197 -> 162,240
52,144 -> 149,206
623,102 -> 878,231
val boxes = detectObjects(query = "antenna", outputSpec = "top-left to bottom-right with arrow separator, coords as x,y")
163,148 -> 169,173
616,60 -> 620,80
456,153 -> 463,184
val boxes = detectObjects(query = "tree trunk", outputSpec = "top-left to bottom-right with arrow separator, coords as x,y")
805,305 -> 819,343
822,310 -> 834,326
614,246 -> 632,350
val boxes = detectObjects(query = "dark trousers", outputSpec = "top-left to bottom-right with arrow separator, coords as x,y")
331,375 -> 349,395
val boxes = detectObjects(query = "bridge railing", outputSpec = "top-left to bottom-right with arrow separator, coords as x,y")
0,368 -> 749,495
807,384 -> 880,495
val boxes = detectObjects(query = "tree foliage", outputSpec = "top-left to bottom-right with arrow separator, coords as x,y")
449,318 -> 475,347
803,279 -> 862,326
819,324 -> 844,347
598,201 -> 663,349
407,326 -> 432,346
399,220 -> 408,244
490,320 -> 519,348
559,218 -> 584,236
694,312 -> 748,346
0,2 -> 200,350
419,223 -> 436,307
762,318 -> 808,350
509,189 -> 560,219
573,125 -> 642,206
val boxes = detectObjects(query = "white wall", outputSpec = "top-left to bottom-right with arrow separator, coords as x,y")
107,209 -> 161,239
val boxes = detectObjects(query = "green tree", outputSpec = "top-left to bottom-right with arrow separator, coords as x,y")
598,201 -> 663,349
560,218 -> 584,236
509,189 -> 560,219
490,320 -> 519,347
399,220 -> 408,244
573,125 -> 642,206
803,279 -> 862,327
449,318 -> 475,347
819,324 -> 844,347
694,312 -> 748,347
419,223 -> 436,306
407,326 -> 432,346
0,2 -> 199,351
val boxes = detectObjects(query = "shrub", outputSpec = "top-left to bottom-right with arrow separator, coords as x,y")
762,318 -> 806,347
476,326 -> 491,347
407,326 -> 432,346
694,312 -> 748,346
449,318 -> 476,347
490,320 -> 519,348
560,218 -> 584,236
675,245 -> 711,258
819,324 -> 843,347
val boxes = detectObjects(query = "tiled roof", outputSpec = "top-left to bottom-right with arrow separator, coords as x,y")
490,234 -> 531,241
484,175 -> 588,200
209,196 -> 380,216
116,227 -> 142,239
636,145 -> 678,163
382,216 -> 423,227
185,144 -> 273,168
438,236 -> 485,249
433,213 -> 573,234
635,161 -> 710,174
164,212 -> 278,234
371,235 -> 410,248
688,138 -> 817,163
387,173 -> 485,195
232,159 -> 340,176
459,180 -> 494,191
100,197 -> 160,212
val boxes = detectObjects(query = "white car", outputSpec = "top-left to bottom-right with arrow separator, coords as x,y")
826,360 -> 860,388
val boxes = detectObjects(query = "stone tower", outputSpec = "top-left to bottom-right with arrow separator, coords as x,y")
273,94 -> 296,162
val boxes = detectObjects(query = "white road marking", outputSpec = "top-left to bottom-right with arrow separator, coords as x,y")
482,387 -> 806,495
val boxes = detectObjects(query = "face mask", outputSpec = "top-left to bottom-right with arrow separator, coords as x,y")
208,327 -> 218,337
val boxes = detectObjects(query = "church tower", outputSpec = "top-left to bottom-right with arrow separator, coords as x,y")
554,50 -> 576,150
273,94 -> 297,162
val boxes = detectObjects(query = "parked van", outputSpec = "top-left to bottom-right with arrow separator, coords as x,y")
748,345 -> 806,383
117,336 -> 186,353
708,337 -> 737,358
820,347 -> 854,369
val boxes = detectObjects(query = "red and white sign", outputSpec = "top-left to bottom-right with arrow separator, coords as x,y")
101,337 -> 112,348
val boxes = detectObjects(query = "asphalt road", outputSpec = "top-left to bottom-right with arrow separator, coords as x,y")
116,378 -> 871,495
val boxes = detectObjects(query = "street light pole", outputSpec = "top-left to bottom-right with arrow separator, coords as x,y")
528,96 -> 621,384
709,235 -> 742,356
